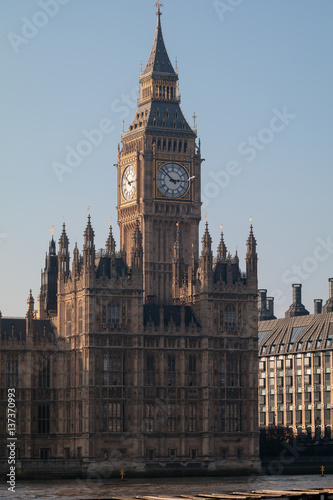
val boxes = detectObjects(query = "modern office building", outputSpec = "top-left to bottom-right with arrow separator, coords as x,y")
258,281 -> 333,438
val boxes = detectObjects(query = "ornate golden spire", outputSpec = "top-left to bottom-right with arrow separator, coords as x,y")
155,0 -> 163,17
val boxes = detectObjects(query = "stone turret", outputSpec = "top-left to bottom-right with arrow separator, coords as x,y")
58,223 -> 70,279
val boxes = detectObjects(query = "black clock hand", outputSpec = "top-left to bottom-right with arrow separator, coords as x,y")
125,175 -> 134,186
161,168 -> 177,184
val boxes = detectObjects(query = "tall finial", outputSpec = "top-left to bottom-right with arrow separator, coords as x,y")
121,116 -> 125,133
193,112 -> 197,129
156,0 -> 163,16
87,206 -> 90,214
175,56 -> 178,74
50,225 -> 54,237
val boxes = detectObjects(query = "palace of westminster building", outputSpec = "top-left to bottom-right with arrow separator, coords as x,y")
1,4 -> 332,479
0,5 -> 260,477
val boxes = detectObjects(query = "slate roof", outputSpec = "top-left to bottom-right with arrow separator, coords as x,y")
95,255 -> 128,280
213,262 -> 246,285
258,312 -> 333,355
128,101 -> 196,137
142,14 -> 177,78
1,318 -> 56,343
144,305 -> 201,328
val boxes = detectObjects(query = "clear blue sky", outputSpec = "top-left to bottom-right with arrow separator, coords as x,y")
1,0 -> 332,318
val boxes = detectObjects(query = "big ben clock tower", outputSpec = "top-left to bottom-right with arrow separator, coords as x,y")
117,2 -> 202,302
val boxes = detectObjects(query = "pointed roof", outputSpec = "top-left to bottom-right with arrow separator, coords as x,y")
73,241 -> 79,258
201,222 -> 212,253
142,6 -> 177,78
27,289 -> 34,315
247,224 -> 257,254
84,214 -> 95,242
106,224 -> 116,257
49,236 -> 56,256
59,222 -> 69,248
217,231 -> 227,260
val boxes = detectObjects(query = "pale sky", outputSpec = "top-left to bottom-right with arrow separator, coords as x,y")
1,0 -> 332,318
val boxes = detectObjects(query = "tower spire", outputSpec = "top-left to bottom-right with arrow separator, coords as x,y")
217,227 -> 227,261
155,1 -> 163,19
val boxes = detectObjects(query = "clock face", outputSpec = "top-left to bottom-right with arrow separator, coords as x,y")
157,163 -> 189,199
122,165 -> 136,201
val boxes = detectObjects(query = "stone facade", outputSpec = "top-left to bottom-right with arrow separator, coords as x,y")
0,5 -> 260,478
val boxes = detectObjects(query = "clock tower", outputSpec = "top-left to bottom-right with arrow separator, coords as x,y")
117,3 -> 202,302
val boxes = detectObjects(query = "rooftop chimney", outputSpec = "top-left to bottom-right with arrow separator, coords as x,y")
258,289 -> 276,321
323,278 -> 333,313
267,297 -> 275,318
293,283 -> 302,305
285,283 -> 310,318
314,299 -> 323,315
258,289 -> 267,311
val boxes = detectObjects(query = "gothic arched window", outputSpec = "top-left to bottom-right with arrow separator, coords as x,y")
225,304 -> 236,329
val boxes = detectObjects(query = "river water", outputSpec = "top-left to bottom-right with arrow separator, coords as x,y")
1,475 -> 333,500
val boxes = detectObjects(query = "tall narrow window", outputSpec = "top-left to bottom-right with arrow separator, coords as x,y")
78,403 -> 83,433
168,355 -> 176,386
108,402 -> 122,432
146,354 -> 155,386
109,352 -> 122,386
38,405 -> 50,434
67,357 -> 71,388
145,404 -> 155,432
103,354 -> 108,385
112,302 -> 120,324
188,355 -> 197,387
7,356 -> 18,388
66,405 -> 71,433
221,355 -> 225,387
188,403 -> 197,432
227,357 -> 240,387
221,403 -> 225,432
225,305 -> 235,328
78,301 -> 83,333
79,357 -> 83,386
167,404 -> 176,432
66,305 -> 72,335
38,357 -> 50,389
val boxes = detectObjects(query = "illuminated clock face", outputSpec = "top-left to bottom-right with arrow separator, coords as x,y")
122,165 -> 136,201
157,163 -> 189,199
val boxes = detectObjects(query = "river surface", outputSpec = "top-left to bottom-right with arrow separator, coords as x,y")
1,475 -> 333,500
